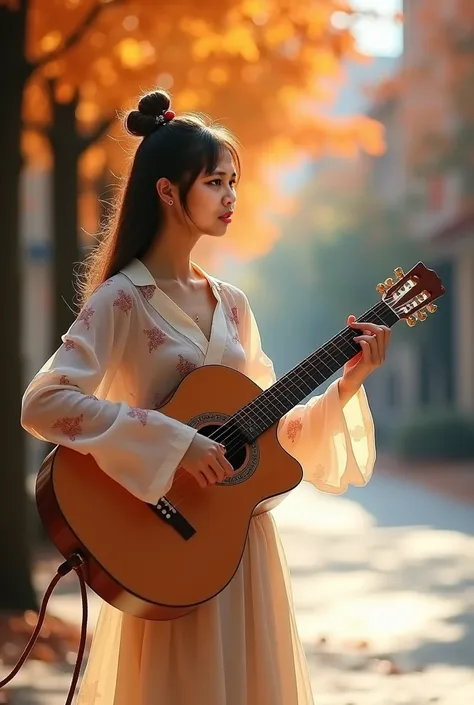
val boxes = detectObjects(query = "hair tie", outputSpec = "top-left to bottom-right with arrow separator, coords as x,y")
155,109 -> 176,127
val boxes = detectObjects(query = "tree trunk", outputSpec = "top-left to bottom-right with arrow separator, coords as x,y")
50,94 -> 82,350
0,1 -> 38,613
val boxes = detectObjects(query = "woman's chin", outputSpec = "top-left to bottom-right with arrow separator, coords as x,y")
208,221 -> 230,237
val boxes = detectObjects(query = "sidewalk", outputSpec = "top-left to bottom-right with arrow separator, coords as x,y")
378,453 -> 474,506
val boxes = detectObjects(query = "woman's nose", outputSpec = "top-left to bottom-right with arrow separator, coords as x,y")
223,192 -> 236,206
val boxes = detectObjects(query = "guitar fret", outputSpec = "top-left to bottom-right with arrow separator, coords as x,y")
235,300 -> 399,442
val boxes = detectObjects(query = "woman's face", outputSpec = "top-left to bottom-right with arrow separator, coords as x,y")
184,149 -> 237,237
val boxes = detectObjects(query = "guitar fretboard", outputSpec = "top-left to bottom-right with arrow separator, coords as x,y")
230,299 -> 399,442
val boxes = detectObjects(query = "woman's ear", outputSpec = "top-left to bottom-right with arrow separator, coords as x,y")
156,177 -> 176,206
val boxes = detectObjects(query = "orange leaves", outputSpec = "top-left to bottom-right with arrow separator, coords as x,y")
304,48 -> 342,77
39,30 -> 62,53
23,0 -> 371,151
208,66 -> 230,86
115,38 -> 154,69
76,100 -> 100,124
239,0 -> 270,19
263,17 -> 294,46
18,0 -> 386,261
192,24 -> 261,62
180,17 -> 212,38
174,89 -> 206,112
286,108 -> 385,160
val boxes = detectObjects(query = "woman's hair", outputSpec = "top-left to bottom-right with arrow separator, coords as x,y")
78,88 -> 240,304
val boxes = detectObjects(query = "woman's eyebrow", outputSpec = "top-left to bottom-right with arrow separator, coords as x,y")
209,170 -> 237,177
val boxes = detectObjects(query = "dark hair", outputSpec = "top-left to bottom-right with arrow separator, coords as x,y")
79,88 -> 240,304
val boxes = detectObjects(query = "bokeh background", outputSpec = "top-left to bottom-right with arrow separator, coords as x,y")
1,0 -> 474,703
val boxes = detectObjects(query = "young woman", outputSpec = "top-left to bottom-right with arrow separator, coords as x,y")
21,89 -> 390,705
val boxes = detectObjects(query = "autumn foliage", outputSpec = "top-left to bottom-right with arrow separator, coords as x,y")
20,0 -> 385,261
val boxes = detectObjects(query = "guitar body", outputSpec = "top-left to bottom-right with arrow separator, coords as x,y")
36,262 -> 446,621
36,365 -> 303,621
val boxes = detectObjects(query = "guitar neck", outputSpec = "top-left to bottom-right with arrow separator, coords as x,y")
234,299 -> 399,442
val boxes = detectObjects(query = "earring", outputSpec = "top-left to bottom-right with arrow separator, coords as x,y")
168,199 -> 174,206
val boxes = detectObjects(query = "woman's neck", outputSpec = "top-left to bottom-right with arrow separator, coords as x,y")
142,228 -> 201,285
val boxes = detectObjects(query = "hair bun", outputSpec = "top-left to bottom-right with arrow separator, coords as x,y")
125,89 -> 172,138
138,89 -> 171,117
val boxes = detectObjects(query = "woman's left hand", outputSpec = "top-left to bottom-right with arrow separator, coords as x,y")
342,314 -> 391,391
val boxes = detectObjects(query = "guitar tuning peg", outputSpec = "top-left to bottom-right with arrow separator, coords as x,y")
394,267 -> 404,279
384,277 -> 394,288
417,309 -> 428,321
426,303 -> 437,313
405,315 -> 417,327
376,283 -> 387,295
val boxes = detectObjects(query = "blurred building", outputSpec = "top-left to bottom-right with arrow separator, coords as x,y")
362,0 -> 474,434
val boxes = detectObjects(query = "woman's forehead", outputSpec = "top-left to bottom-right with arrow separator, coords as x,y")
207,149 -> 237,176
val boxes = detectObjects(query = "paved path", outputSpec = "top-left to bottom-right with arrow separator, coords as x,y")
274,474 -> 474,704
4,470 -> 474,704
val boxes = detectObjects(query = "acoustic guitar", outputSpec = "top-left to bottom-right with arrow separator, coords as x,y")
36,263 -> 445,620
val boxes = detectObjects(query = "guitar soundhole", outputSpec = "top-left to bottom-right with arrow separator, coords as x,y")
188,413 -> 260,486
198,423 -> 247,472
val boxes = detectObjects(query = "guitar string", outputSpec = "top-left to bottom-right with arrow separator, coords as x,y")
204,299 -> 396,456
207,302 -> 390,445
153,295 -> 402,518
224,302 -> 393,435
155,299 -> 396,517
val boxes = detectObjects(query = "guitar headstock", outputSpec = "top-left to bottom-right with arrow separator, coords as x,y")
376,263 -> 445,326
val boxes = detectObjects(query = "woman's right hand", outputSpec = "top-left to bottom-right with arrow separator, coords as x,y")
179,433 -> 234,488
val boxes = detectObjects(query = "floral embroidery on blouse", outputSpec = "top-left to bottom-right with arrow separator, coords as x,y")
138,285 -> 156,301
59,375 -> 70,385
228,306 -> 239,325
232,333 -> 240,344
77,306 -> 95,330
177,355 -> 197,378
113,289 -> 133,315
52,414 -> 84,441
127,407 -> 149,427
63,338 -> 75,351
286,418 -> 303,443
144,326 -> 167,353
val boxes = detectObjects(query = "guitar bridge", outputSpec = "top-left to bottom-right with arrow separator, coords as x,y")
148,496 -> 196,541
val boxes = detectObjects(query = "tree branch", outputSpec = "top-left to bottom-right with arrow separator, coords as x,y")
26,0 -> 124,78
80,115 -> 115,153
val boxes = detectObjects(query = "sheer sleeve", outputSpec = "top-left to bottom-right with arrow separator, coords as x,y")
239,293 -> 376,494
21,280 -> 197,504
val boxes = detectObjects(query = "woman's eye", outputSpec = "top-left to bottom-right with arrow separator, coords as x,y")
208,179 -> 236,187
